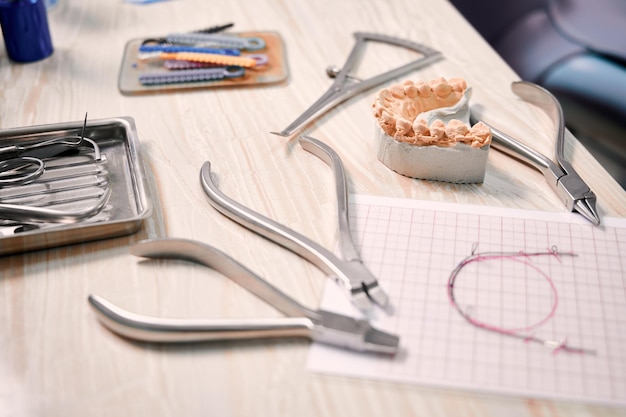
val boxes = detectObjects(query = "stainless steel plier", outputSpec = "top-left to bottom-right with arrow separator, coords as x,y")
88,238 -> 399,354
473,81 -> 600,225
200,136 -> 390,312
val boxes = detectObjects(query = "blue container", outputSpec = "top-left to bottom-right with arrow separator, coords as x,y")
0,0 -> 53,63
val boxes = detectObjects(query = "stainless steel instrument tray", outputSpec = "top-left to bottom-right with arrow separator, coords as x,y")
0,116 -> 152,255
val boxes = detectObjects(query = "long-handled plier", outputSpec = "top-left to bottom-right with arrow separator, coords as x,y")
88,238 -> 399,354
200,136 -> 389,312
473,81 -> 600,225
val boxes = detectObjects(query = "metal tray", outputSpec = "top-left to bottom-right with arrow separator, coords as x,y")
0,117 -> 152,255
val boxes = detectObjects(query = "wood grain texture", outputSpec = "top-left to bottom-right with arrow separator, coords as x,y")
1,0 -> 625,416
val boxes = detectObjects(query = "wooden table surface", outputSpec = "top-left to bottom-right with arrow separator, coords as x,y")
1,0 -> 625,416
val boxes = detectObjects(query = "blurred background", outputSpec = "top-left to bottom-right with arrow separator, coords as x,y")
449,0 -> 626,190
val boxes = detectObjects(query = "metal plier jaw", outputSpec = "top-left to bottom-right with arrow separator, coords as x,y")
88,238 -> 399,355
553,160 -> 599,224
474,81 -> 600,225
200,136 -> 390,312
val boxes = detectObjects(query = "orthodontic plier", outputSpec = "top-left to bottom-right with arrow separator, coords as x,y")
473,81 -> 600,225
200,136 -> 390,312
88,238 -> 399,355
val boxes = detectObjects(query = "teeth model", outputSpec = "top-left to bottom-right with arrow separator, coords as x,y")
372,77 -> 492,183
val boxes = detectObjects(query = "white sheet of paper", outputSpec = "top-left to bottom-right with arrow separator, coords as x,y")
307,195 -> 626,406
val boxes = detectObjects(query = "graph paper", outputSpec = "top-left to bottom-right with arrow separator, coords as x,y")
307,195 -> 626,406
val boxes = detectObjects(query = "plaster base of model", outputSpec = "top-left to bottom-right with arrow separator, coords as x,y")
376,127 -> 489,183
372,77 -> 491,183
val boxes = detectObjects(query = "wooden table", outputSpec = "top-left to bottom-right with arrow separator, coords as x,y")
2,0 -> 625,415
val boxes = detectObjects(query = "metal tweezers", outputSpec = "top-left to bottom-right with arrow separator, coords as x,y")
88,238 -> 399,355
201,136 -> 389,312
272,32 -> 442,137
472,81 -> 600,225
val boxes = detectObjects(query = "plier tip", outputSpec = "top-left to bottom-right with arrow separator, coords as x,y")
575,196 -> 600,226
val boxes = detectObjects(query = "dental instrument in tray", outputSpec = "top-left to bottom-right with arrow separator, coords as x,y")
0,116 -> 152,255
0,113 -> 100,185
201,136 -> 389,312
272,32 -> 442,137
472,81 -> 600,225
88,238 -> 399,354
0,114 -> 111,224
0,188 -> 110,224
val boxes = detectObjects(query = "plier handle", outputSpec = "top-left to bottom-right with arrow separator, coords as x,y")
200,136 -> 390,312
88,238 -> 399,354
474,81 -> 600,225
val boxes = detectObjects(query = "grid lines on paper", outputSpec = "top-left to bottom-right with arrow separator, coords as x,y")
343,198 -> 626,404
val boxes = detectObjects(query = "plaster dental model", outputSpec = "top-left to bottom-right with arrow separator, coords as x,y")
372,77 -> 491,183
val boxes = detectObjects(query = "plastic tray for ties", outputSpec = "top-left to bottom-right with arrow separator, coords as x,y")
118,31 -> 289,95
0,117 -> 152,256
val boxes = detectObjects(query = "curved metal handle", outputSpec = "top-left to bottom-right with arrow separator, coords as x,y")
0,157 -> 45,185
199,162 -> 351,288
129,238 -> 318,320
486,122 -> 561,176
88,294 -> 314,343
469,110 -> 563,183
510,81 -> 569,168
299,136 -> 361,261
